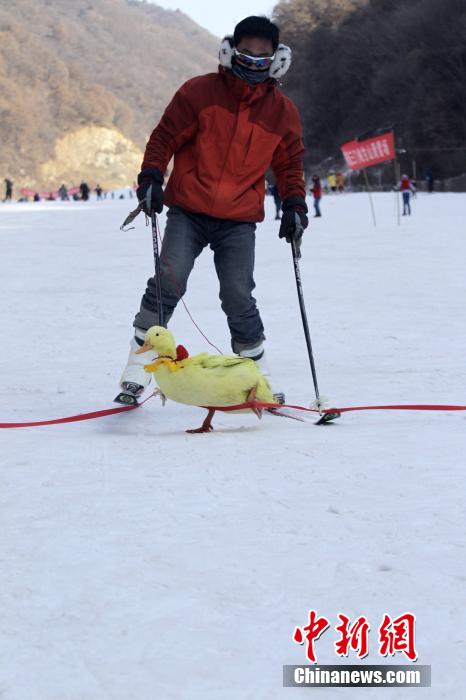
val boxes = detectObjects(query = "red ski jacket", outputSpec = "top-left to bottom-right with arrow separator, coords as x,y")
141,68 -> 306,222
400,177 -> 413,191
311,181 -> 322,198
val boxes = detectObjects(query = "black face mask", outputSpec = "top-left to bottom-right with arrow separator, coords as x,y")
231,60 -> 270,86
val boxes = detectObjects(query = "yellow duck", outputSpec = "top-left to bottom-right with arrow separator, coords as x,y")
136,326 -> 275,433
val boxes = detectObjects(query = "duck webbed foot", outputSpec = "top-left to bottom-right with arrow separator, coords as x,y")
153,388 -> 166,406
247,386 -> 263,419
187,409 -> 215,434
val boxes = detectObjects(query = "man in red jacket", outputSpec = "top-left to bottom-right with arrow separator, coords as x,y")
118,16 -> 307,403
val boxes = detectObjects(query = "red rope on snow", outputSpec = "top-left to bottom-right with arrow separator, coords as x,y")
1,397 -> 466,429
205,401 -> 466,414
0,394 -> 154,429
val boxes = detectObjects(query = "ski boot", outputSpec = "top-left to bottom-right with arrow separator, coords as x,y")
114,328 -> 156,406
239,344 -> 285,406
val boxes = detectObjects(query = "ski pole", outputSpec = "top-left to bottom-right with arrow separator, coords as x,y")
290,214 -> 320,404
147,186 -> 165,327
290,214 -> 340,424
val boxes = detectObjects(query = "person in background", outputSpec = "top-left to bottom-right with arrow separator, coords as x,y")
327,171 -> 337,193
58,184 -> 69,201
95,184 -> 103,200
3,178 -> 13,202
79,181 -> 90,201
336,171 -> 345,192
310,174 -> 322,217
33,192 -> 40,202
425,170 -> 434,193
399,174 -> 416,215
270,182 -> 281,219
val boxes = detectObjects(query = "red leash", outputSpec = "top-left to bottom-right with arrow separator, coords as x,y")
0,394 -> 153,429
207,401 -> 466,415
1,397 -> 465,429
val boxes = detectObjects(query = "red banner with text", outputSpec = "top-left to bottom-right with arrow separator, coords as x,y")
341,132 -> 395,170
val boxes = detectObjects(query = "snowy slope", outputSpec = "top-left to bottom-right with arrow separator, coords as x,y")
0,192 -> 465,699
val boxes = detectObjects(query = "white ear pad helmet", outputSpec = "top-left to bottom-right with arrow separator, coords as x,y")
218,36 -> 292,79
269,44 -> 292,79
219,36 -> 235,68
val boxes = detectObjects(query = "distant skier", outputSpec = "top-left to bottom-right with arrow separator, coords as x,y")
79,182 -> 90,201
310,174 -> 322,217
425,170 -> 434,193
3,178 -> 13,202
270,183 -> 281,219
336,171 -> 345,192
399,174 -> 416,215
95,184 -> 103,200
327,172 -> 337,193
117,15 -> 307,405
58,184 -> 69,201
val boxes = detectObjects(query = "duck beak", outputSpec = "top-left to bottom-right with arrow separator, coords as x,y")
135,341 -> 152,354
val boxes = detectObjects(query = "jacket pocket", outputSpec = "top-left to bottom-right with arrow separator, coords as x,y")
243,125 -> 279,172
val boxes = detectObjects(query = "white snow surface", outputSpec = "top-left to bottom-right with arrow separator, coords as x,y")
0,192 -> 465,699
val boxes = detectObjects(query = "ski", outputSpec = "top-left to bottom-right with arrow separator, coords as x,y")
266,407 -> 305,422
315,410 -> 342,425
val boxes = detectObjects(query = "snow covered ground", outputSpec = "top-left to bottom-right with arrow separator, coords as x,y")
0,192 -> 465,699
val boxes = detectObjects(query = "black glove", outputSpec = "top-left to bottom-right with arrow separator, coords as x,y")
279,197 -> 309,256
136,167 -> 164,215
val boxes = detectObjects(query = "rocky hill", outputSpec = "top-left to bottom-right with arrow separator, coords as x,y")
0,0 -> 218,190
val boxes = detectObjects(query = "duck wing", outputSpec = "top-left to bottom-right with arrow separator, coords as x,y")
195,354 -> 251,370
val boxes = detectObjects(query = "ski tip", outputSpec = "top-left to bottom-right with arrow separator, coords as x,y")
113,392 -> 139,407
315,411 -> 341,426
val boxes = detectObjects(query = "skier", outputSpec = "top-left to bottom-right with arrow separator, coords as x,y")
327,172 -> 337,193
399,174 -> 416,215
310,174 -> 322,217
79,181 -> 90,201
58,184 -> 69,201
117,15 -> 308,404
3,178 -> 13,202
95,184 -> 103,200
336,171 -> 345,192
425,170 -> 434,193
270,183 -> 282,220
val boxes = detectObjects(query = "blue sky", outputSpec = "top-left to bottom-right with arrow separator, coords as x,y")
155,0 -> 275,37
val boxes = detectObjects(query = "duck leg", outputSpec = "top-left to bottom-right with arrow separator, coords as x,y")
153,388 -> 166,406
247,386 -> 263,419
187,409 -> 215,434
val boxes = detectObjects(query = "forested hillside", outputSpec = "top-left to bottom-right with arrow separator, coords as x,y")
274,0 -> 466,180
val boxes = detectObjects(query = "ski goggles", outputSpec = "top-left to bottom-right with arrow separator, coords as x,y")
233,48 -> 275,69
